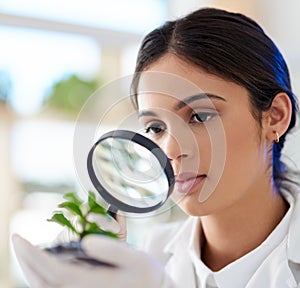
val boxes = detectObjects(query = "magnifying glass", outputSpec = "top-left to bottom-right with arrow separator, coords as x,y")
87,130 -> 175,216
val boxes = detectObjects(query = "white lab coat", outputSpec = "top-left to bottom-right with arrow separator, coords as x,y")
143,181 -> 300,288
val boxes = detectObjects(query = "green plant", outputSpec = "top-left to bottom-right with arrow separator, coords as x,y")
48,191 -> 118,240
44,74 -> 100,114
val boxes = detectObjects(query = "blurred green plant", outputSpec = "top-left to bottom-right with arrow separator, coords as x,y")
44,74 -> 100,114
48,191 -> 118,240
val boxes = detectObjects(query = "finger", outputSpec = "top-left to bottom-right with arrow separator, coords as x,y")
82,235 -> 139,267
115,214 -> 127,240
86,213 -> 120,233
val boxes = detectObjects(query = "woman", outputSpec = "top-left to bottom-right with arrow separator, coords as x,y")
13,7 -> 299,288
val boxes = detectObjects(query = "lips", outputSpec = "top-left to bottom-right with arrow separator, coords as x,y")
175,173 -> 206,194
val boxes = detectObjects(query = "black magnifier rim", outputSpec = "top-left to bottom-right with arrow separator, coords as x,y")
87,129 -> 175,213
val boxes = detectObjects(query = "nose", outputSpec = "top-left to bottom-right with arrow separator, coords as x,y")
160,132 -> 189,162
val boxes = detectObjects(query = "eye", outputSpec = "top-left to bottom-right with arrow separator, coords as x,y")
190,112 -> 217,123
144,122 -> 165,135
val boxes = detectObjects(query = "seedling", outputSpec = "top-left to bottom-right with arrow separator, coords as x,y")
45,191 -> 118,266
48,191 -> 118,240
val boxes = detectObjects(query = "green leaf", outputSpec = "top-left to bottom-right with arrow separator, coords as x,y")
63,192 -> 83,206
82,231 -> 119,239
85,222 -> 102,233
88,191 -> 96,206
89,205 -> 108,215
58,201 -> 83,218
47,213 -> 77,234
88,191 -> 106,215
98,230 -> 119,239
80,222 -> 100,239
48,191 -> 118,241
81,222 -> 118,239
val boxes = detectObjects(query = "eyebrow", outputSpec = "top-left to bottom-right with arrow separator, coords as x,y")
138,110 -> 158,119
175,93 -> 226,110
138,93 -> 226,119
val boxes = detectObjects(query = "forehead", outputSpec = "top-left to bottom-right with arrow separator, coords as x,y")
137,54 -> 249,109
137,55 -> 212,102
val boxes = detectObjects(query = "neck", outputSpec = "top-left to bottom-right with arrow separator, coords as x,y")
200,180 -> 289,271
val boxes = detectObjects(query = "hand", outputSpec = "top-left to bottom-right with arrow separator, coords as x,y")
86,213 -> 127,241
12,234 -> 173,288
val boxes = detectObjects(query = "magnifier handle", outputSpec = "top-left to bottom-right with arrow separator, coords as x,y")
107,205 -> 118,219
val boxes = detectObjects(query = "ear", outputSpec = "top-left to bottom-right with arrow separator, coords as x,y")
263,92 -> 292,142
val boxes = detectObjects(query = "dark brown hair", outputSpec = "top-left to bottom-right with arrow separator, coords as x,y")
131,7 -> 298,184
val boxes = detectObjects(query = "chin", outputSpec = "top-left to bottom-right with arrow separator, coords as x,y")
176,197 -> 210,217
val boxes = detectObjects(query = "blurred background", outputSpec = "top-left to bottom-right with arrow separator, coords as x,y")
1,0 -> 300,287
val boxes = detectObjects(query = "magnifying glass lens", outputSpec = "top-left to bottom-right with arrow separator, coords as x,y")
87,130 -> 174,213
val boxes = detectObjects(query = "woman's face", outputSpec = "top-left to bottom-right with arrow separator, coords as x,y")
137,53 -> 271,216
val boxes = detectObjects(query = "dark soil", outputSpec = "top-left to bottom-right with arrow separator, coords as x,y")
44,241 -> 115,267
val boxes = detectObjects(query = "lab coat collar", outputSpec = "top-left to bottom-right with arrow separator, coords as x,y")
164,181 -> 300,263
163,216 -> 197,254
163,217 -> 198,287
162,179 -> 300,286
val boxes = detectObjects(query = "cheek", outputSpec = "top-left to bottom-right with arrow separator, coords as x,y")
221,120 -> 263,189
226,119 -> 260,163
194,130 -> 213,169
203,119 -> 261,188
191,116 -> 260,177
192,120 -> 226,173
